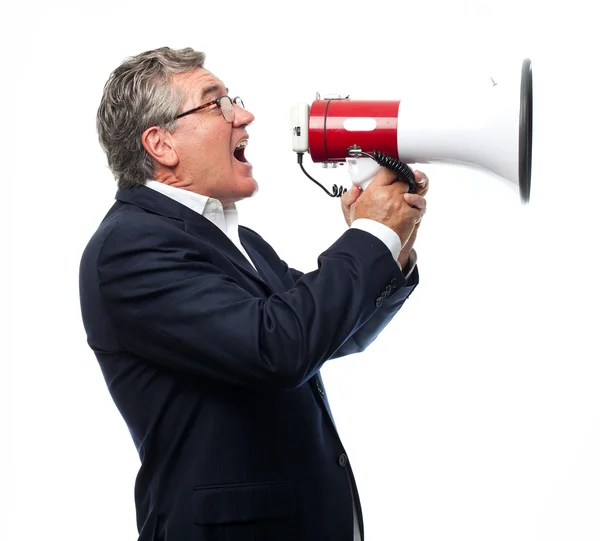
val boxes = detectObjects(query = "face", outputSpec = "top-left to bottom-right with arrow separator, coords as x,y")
162,68 -> 257,205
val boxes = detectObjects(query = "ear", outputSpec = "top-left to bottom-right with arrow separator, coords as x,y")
141,126 -> 179,168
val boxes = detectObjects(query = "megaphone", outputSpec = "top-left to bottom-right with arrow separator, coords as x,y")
291,58 -> 533,203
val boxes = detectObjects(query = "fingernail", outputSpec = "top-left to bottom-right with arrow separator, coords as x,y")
417,175 -> 426,184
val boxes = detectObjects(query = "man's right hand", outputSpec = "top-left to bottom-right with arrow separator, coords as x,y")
349,167 -> 427,248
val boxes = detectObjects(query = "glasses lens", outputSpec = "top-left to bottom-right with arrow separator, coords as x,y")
220,96 -> 234,122
233,97 -> 244,109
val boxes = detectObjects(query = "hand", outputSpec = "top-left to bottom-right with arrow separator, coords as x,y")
347,168 -> 427,248
398,170 -> 429,268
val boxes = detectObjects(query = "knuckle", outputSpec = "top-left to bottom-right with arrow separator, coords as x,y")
395,182 -> 409,194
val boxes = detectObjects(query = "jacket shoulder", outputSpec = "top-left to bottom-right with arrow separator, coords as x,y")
80,202 -> 187,267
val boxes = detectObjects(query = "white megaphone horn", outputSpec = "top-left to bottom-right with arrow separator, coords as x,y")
291,58 -> 533,204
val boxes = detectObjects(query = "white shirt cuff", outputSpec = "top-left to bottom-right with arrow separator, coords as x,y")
351,219 -> 402,262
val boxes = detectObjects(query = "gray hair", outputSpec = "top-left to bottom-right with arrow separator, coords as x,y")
97,47 -> 206,189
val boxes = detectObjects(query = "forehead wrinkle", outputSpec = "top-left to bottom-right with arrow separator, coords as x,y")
199,83 -> 229,101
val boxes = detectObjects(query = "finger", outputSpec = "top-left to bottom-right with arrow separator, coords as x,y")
341,185 -> 362,208
403,193 -> 427,211
405,205 -> 425,227
404,193 -> 427,222
349,184 -> 362,200
413,170 -> 429,195
414,170 -> 427,185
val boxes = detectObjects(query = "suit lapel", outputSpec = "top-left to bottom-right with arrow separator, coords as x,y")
115,187 -> 273,294
239,236 -> 287,294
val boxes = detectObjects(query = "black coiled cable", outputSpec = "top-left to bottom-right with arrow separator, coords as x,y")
297,153 -> 347,198
297,150 -> 416,197
353,150 -> 416,193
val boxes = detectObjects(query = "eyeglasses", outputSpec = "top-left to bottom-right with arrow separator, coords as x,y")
175,96 -> 245,123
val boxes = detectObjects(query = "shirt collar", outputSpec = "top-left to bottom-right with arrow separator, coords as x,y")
144,180 -> 239,238
145,180 -> 213,215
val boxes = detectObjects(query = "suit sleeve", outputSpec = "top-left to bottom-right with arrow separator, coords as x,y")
96,221 -> 409,390
280,259 -> 419,358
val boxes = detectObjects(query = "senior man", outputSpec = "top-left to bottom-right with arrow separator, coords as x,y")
80,46 -> 428,541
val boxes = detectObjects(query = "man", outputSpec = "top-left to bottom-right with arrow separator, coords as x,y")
80,47 -> 428,541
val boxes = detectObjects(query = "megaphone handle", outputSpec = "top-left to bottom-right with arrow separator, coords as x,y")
346,153 -> 416,192
372,151 -> 416,192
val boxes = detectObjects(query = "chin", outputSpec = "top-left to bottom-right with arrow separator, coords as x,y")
220,175 -> 258,204
239,173 -> 259,197
247,177 -> 259,197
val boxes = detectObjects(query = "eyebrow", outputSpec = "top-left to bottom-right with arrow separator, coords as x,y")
201,84 -> 229,100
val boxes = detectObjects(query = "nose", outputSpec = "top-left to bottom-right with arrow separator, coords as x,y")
233,103 -> 254,127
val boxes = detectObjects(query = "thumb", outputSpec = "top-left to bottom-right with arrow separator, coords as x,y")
341,185 -> 362,207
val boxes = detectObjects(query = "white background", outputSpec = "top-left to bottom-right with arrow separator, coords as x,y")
6,1 -> 600,540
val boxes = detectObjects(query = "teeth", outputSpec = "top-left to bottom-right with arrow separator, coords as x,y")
235,140 -> 248,150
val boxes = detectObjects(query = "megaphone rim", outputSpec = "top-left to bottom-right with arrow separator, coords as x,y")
519,58 -> 533,204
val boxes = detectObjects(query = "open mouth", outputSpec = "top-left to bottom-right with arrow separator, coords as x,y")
233,139 -> 248,163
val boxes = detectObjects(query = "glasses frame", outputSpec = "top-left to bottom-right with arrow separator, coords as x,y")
175,95 -> 244,123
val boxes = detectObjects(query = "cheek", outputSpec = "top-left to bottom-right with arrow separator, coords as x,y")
181,120 -> 232,169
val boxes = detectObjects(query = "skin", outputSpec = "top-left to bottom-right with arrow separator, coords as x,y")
141,68 -> 257,207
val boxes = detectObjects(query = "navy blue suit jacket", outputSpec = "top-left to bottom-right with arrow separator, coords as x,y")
79,186 -> 418,541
